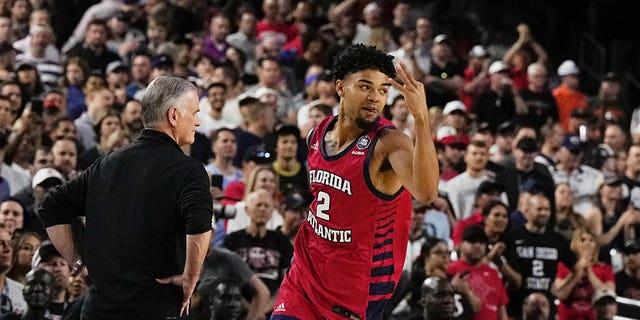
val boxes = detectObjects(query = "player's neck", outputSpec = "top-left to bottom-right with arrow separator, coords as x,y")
333,117 -> 364,146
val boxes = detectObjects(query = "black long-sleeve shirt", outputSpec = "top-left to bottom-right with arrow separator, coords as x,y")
39,129 -> 213,302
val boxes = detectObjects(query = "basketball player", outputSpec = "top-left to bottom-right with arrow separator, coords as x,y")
271,44 -> 439,319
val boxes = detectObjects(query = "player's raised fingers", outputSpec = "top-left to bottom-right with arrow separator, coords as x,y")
389,77 -> 407,94
396,61 -> 418,88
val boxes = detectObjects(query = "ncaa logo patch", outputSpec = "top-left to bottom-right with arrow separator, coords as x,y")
356,136 -> 371,149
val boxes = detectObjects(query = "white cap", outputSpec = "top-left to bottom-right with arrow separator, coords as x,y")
557,60 -> 579,77
435,126 -> 457,141
468,45 -> 488,58
32,168 -> 64,189
106,60 -> 127,74
29,24 -> 52,35
443,100 -> 466,116
592,288 -> 616,304
433,34 -> 449,45
488,61 -> 509,75
253,87 -> 278,99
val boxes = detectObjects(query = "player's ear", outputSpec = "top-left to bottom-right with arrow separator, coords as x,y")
336,80 -> 344,97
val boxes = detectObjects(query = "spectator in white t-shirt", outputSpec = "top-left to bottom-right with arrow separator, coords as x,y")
441,139 -> 492,220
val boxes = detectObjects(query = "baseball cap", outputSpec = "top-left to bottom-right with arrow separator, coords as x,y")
14,60 -> 36,71
462,225 -> 488,243
603,71 -> 621,82
242,145 -> 273,165
622,239 -> 640,255
435,126 -> 469,147
113,10 -> 130,22
253,87 -> 278,99
584,143 -> 614,170
152,54 -> 173,69
496,121 -> 516,136
468,45 -> 488,58
557,60 -> 579,77
34,241 -> 63,266
477,122 -> 495,135
488,61 -> 509,75
282,192 -> 309,212
32,168 -> 64,189
592,288 -> 616,305
561,135 -> 585,154
435,126 -> 457,141
442,100 -> 467,116
433,34 -> 449,45
29,24 -> 52,36
603,173 -> 623,187
106,60 -> 129,74
570,108 -> 591,119
515,136 -> 539,153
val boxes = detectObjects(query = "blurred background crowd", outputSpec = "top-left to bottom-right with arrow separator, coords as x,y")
0,0 -> 639,319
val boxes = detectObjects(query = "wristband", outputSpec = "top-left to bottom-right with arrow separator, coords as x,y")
71,259 -> 84,275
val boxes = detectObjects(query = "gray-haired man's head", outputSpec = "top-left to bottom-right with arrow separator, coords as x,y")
141,76 -> 197,129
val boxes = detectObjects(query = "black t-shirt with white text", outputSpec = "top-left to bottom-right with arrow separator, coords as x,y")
507,225 -> 576,317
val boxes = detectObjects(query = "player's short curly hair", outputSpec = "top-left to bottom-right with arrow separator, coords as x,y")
331,44 -> 397,80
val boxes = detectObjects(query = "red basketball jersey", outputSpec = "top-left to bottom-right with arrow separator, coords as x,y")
278,116 -> 412,319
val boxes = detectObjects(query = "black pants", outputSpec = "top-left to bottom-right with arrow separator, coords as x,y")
80,282 -> 182,320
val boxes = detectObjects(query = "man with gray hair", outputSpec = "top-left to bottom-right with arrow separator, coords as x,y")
38,76 -> 213,319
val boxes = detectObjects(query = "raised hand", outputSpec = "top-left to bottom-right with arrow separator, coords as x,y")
388,61 -> 429,123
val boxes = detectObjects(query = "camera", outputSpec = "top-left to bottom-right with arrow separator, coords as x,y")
213,204 -> 236,220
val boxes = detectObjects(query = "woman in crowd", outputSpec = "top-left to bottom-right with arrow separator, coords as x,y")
482,200 -> 522,291
77,110 -> 124,170
225,165 -> 282,235
7,231 -> 41,284
585,179 -> 637,263
554,182 -> 587,241
553,227 -> 615,320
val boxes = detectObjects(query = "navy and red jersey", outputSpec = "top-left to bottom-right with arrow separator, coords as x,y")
274,116 -> 412,320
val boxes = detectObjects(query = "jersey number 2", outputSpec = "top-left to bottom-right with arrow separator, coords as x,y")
316,191 -> 331,221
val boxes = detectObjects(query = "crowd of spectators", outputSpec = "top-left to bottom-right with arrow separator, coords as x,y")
0,0 -> 638,319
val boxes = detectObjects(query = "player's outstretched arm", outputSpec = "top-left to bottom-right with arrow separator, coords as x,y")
387,62 -> 439,204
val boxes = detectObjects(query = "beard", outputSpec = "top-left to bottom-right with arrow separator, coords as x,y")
355,117 -> 376,131
533,216 -> 549,229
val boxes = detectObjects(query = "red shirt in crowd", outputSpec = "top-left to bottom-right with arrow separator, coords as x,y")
452,211 -> 483,246
556,262 -> 615,320
448,259 -> 509,320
